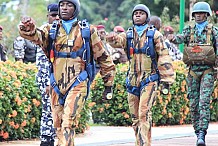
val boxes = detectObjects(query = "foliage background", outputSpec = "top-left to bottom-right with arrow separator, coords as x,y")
90,61 -> 218,126
0,60 -> 91,141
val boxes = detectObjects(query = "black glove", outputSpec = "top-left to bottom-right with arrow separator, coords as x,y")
159,82 -> 170,95
102,86 -> 113,101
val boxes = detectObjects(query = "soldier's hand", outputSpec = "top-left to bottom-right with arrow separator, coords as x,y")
19,16 -> 35,32
159,82 -> 170,95
102,86 -> 113,101
106,32 -> 117,42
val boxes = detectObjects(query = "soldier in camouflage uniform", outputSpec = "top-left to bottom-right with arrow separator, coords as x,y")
13,36 -> 37,63
172,2 -> 218,146
107,4 -> 175,146
18,0 -> 115,145
113,26 -> 128,64
36,3 -> 59,146
163,26 -> 183,61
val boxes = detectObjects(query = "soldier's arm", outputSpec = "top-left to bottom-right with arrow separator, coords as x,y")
90,25 -> 116,86
106,32 -> 127,49
154,31 -> 175,84
19,17 -> 50,57
172,25 -> 191,45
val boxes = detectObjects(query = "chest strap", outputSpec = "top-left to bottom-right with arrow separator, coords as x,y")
54,47 -> 86,59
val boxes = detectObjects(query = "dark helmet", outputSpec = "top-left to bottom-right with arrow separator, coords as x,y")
132,4 -> 150,24
191,2 -> 212,17
58,0 -> 80,19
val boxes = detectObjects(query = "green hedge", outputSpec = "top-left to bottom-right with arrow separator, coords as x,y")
90,61 -> 218,126
0,60 -> 90,141
0,61 -> 41,140
0,60 -> 217,141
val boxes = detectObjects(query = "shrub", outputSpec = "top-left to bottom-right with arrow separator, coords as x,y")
0,60 -> 91,141
90,64 -> 132,126
0,60 -> 41,141
90,61 -> 218,126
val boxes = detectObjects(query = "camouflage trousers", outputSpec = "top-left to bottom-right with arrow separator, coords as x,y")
51,81 -> 87,146
128,81 -> 158,146
36,71 -> 55,142
187,69 -> 215,132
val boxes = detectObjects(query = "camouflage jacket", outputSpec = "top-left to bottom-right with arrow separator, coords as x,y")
173,23 -> 218,69
13,36 -> 37,63
107,27 -> 175,85
36,46 -> 50,74
164,39 -> 183,61
19,20 -> 115,93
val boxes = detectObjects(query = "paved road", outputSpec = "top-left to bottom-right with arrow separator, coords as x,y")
0,122 -> 218,146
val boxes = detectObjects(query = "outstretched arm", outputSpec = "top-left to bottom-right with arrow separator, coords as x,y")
19,16 -> 50,56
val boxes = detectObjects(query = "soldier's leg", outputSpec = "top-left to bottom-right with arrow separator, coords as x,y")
61,82 -> 87,146
127,92 -> 139,146
36,71 -> 55,146
50,90 -> 64,146
187,72 -> 201,133
40,94 -> 56,145
137,82 -> 157,146
197,71 -> 214,145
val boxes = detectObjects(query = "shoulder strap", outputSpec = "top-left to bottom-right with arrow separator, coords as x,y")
206,23 -> 212,45
126,27 -> 134,60
80,19 -> 91,63
49,20 -> 59,62
190,25 -> 194,43
146,26 -> 159,79
146,26 -> 156,58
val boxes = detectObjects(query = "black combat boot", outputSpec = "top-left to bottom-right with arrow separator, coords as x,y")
40,140 -> 54,146
196,130 -> 206,146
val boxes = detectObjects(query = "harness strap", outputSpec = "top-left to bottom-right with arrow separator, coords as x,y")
189,24 -> 212,45
54,47 -> 85,59
206,24 -> 212,45
190,25 -> 194,43
126,26 -> 160,96
50,71 -> 88,105
126,73 -> 159,96
189,68 -> 213,81
49,19 -> 93,105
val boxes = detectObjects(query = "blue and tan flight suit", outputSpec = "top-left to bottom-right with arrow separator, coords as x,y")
107,5 -> 175,146
19,16 -> 115,146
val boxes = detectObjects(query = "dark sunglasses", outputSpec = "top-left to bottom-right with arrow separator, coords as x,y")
50,14 -> 58,17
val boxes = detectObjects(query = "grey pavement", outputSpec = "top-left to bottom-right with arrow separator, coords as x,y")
0,122 -> 218,146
